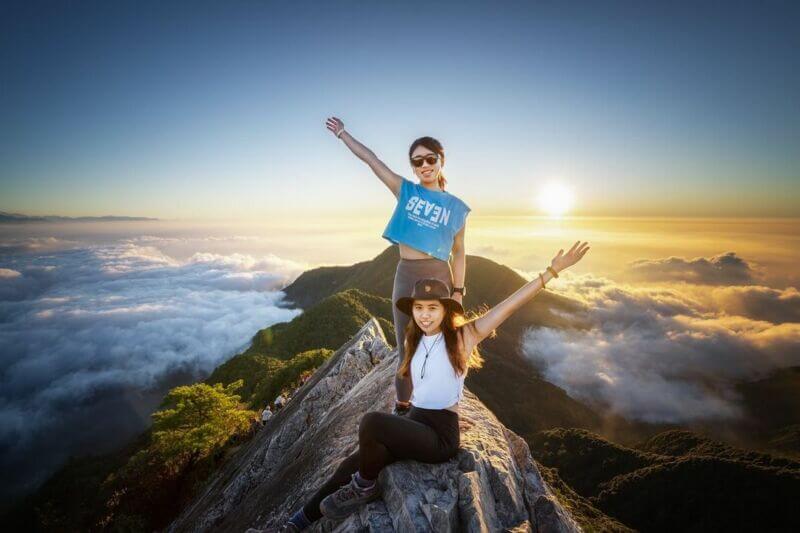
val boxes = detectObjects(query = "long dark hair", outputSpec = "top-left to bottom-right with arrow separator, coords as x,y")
409,136 -> 447,191
397,304 -> 493,378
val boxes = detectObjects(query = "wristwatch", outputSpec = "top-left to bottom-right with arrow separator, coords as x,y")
451,286 -> 466,296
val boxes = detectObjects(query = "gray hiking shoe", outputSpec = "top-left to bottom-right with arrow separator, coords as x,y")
319,473 -> 381,519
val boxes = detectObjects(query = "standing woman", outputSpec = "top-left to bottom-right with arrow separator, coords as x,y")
251,242 -> 590,532
324,117 -> 471,417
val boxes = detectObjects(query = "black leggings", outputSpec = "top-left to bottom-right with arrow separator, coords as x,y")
302,406 -> 460,522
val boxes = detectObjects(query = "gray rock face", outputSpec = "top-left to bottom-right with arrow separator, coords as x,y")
168,318 -> 580,533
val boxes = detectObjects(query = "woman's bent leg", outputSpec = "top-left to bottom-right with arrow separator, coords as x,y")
302,450 -> 360,522
358,411 -> 450,479
302,409 -> 458,523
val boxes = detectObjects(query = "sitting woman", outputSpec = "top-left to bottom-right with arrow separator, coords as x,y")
256,241 -> 590,532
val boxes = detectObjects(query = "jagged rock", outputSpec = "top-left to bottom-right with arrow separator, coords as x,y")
168,318 -> 580,533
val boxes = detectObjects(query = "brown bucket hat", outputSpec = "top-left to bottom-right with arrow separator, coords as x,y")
395,278 -> 464,317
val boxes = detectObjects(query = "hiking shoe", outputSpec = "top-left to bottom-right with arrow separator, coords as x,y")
319,473 -> 381,519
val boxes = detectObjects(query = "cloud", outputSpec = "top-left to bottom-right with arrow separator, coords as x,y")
626,252 -> 758,285
0,236 -> 78,254
0,239 -> 305,500
0,268 -> 21,278
521,274 -> 800,424
707,285 -> 800,323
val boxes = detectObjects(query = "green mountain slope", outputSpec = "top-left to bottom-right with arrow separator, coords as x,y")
281,246 -> 401,308
206,289 -> 395,407
766,424 -> 800,459
530,428 -> 666,497
245,288 -> 395,358
531,427 -> 800,532
282,246 -> 584,328
537,463 -> 635,533
595,455 -> 800,532
637,429 -> 800,471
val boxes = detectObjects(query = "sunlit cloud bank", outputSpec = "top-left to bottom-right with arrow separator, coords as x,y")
0,238 -> 305,499
0,236 -> 81,254
627,251 -> 759,285
521,253 -> 800,424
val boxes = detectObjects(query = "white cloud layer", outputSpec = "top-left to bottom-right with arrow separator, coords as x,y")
0,238 -> 304,500
521,268 -> 800,424
626,252 -> 758,285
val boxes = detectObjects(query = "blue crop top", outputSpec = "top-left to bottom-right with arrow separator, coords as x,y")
381,178 -> 471,261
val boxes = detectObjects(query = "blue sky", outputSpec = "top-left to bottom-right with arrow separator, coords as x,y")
2,0 -> 798,219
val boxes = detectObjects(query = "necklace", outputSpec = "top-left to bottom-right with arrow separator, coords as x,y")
419,332 -> 442,379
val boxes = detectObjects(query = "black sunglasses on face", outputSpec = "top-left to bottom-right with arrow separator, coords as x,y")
410,154 -> 439,167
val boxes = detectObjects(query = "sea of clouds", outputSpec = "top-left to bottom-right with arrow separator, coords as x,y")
4,232 -> 799,502
521,252 -> 800,424
0,235 -> 305,501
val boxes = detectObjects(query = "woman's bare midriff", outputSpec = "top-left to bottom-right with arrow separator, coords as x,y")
399,243 -> 441,260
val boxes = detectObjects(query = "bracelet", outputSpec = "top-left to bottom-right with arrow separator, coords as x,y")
538,272 -> 546,288
546,266 -> 559,278
336,128 -> 345,138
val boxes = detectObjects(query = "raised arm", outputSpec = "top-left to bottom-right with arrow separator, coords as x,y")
470,241 -> 590,342
325,116 -> 403,197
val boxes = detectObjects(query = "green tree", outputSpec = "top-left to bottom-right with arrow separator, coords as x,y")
150,380 -> 255,471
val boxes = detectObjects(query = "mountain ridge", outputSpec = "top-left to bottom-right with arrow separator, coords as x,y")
0,211 -> 158,222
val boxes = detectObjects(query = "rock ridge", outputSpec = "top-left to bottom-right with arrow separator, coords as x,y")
168,318 -> 580,532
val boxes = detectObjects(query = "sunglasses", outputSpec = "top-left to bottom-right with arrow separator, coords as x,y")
410,154 -> 439,167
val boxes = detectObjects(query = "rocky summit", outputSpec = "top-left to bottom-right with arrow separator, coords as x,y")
168,318 -> 580,533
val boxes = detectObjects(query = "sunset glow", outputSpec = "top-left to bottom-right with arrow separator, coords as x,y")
537,182 -> 574,218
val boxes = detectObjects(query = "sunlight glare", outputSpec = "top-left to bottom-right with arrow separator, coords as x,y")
537,182 -> 574,217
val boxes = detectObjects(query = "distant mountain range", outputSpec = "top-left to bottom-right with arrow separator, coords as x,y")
0,211 -> 158,223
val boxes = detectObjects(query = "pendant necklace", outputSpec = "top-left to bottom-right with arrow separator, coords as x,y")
420,332 -> 442,379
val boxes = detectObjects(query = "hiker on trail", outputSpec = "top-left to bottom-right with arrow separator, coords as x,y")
325,117 -> 470,418
248,241 -> 590,532
274,394 -> 286,411
261,406 -> 273,426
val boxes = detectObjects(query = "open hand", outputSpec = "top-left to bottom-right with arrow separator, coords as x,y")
325,116 -> 344,137
551,241 -> 590,274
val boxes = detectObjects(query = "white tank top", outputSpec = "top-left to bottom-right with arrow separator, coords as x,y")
409,332 -> 466,409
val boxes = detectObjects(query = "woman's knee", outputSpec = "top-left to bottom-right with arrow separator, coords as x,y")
358,411 -> 387,440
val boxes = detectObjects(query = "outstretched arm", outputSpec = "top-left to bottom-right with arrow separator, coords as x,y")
325,116 -> 403,197
470,241 -> 590,342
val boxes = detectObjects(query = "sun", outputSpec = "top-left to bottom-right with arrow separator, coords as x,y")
537,182 -> 574,217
